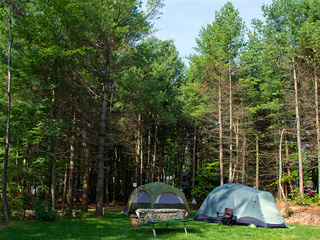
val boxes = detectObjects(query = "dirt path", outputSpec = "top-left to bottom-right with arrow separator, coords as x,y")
276,201 -> 320,226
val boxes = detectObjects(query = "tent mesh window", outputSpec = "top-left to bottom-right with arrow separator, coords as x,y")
130,190 -> 151,211
133,190 -> 150,203
155,193 -> 184,204
154,192 -> 187,210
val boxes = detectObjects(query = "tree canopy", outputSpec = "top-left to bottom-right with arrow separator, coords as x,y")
1,0 -> 320,222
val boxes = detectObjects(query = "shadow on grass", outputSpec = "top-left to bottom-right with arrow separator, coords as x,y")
0,210 -> 197,240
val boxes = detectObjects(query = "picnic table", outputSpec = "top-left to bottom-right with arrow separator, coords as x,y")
135,208 -> 191,237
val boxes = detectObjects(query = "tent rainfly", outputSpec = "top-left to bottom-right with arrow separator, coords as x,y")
194,183 -> 287,228
122,182 -> 191,215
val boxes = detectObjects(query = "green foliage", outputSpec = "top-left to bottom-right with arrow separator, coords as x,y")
60,207 -> 84,219
270,170 -> 298,187
313,194 -> 320,206
117,37 -> 184,117
0,183 -> 31,221
289,189 -> 320,206
179,80 -> 211,120
0,195 -> 4,223
33,198 -> 56,221
6,193 -> 24,220
195,1 -> 245,60
61,208 -> 73,219
191,162 -> 219,200
74,209 -> 84,219
2,0 -> 320,224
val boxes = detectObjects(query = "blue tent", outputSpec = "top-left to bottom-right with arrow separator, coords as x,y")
194,183 -> 287,228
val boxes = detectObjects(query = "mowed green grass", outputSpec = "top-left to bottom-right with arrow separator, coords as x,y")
0,210 -> 319,240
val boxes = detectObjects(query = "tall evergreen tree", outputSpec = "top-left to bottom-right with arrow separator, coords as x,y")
81,0 -> 163,216
190,1 -> 245,185
262,0 -> 313,198
1,0 -> 13,222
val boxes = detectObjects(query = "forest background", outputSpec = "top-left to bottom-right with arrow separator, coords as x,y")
1,0 -> 320,222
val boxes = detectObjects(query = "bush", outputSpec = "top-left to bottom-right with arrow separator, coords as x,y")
8,194 -> 25,220
312,194 -> 320,206
0,205 -> 5,223
61,208 -> 73,219
74,209 -> 84,219
0,192 -> 26,222
289,189 -> 320,206
33,198 -> 56,221
284,205 -> 294,218
191,162 -> 219,200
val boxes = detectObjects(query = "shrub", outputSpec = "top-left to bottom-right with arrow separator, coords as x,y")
61,208 -> 73,219
33,198 -> 56,221
74,209 -> 84,219
191,162 -> 219,200
8,193 -> 25,220
284,205 -> 294,218
0,204 -> 5,223
289,189 -> 320,206
0,191 -> 27,221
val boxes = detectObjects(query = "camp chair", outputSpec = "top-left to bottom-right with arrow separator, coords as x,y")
216,208 -> 236,226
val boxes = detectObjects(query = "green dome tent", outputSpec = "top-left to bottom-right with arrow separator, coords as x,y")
123,182 -> 190,215
194,183 -> 287,228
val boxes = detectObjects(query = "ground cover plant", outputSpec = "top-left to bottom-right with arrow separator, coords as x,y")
0,210 -> 319,240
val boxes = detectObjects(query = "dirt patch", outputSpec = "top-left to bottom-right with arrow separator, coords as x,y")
277,201 -> 320,226
90,203 -> 126,211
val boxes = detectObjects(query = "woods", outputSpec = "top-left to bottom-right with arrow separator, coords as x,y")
1,0 -> 320,222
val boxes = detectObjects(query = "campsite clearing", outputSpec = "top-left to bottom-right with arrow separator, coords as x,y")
1,209 -> 319,240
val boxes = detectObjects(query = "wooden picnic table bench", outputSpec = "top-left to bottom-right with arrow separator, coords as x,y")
135,208 -> 192,237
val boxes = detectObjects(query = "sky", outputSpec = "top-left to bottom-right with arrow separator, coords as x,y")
146,0 -> 273,65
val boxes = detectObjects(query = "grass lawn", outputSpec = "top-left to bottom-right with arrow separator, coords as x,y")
1,210 -> 319,240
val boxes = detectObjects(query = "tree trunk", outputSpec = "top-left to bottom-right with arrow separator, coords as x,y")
314,68 -> 320,195
139,114 -> 143,186
67,117 -> 76,209
285,140 -> 294,193
228,57 -> 233,183
293,57 -> 304,198
179,131 -> 186,189
232,118 -> 239,182
50,88 -> 57,211
112,148 -> 117,204
82,135 -> 90,212
192,121 -> 197,198
105,152 -> 109,205
174,136 -> 182,188
96,49 -> 111,216
147,114 -> 152,183
2,3 -> 12,222
50,136 -> 57,211
279,129 -> 287,204
242,132 -> 247,185
255,135 -> 259,189
151,124 -> 158,181
62,164 -> 68,209
135,113 -> 142,185
219,75 -> 224,185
